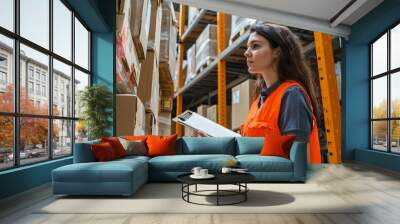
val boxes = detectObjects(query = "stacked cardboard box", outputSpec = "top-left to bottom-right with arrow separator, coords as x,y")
130,0 -> 151,61
185,44 -> 196,85
116,94 -> 137,136
116,0 -> 141,94
195,24 -> 217,73
145,111 -> 154,134
197,104 -> 208,117
231,79 -> 256,130
134,97 -> 146,135
195,20 -> 231,73
206,105 -> 232,129
137,49 -> 156,108
230,16 -> 256,43
147,0 -> 162,60
157,112 -> 172,135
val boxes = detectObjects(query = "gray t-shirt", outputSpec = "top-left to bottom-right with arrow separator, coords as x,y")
258,80 -> 312,142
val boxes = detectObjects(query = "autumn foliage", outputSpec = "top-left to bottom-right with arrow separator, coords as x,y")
0,84 -> 59,150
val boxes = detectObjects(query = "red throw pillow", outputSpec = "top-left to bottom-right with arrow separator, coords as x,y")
101,137 -> 126,158
146,134 -> 177,157
91,142 -> 117,161
260,134 -> 296,159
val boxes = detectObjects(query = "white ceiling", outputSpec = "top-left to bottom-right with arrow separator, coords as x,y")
169,0 -> 384,37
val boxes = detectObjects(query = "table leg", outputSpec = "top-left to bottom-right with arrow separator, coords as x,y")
217,184 -> 219,206
195,184 -> 197,192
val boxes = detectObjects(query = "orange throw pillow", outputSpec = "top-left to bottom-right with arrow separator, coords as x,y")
146,134 -> 177,157
260,134 -> 296,159
101,137 -> 126,158
91,142 -> 117,161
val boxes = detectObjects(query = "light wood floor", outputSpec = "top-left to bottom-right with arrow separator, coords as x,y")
1,162 -> 400,224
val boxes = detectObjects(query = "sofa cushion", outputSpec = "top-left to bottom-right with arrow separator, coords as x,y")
91,142 -> 118,161
235,137 -> 264,155
52,159 -> 147,183
101,137 -> 127,158
146,134 -> 177,157
177,137 -> 236,155
148,154 -> 235,172
119,138 -> 147,156
236,155 -> 293,172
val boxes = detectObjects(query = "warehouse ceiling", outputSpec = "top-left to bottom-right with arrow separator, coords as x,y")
168,0 -> 384,37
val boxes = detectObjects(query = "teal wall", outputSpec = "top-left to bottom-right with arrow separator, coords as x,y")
344,0 -> 400,171
0,0 -> 116,200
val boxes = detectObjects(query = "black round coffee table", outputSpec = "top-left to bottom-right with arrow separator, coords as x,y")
177,173 -> 255,206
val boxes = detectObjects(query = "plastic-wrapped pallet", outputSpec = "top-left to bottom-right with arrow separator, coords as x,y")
230,15 -> 256,43
186,44 -> 196,82
188,6 -> 200,25
195,24 -> 217,73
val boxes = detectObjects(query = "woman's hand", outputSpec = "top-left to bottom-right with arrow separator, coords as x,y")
197,131 -> 208,137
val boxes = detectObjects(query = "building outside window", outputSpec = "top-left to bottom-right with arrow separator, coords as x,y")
0,0 -> 91,170
370,23 -> 400,154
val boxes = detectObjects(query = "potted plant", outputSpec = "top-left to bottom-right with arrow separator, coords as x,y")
79,84 -> 113,140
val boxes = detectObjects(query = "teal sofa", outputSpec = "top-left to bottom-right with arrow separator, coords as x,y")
52,137 -> 307,196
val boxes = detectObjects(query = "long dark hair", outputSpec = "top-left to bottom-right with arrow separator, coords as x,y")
250,22 -> 320,119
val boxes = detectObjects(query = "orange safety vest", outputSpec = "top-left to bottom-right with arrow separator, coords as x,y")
240,80 -> 321,164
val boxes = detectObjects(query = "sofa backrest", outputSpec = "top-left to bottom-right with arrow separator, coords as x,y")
235,137 -> 264,155
176,137 -> 236,155
73,139 -> 100,163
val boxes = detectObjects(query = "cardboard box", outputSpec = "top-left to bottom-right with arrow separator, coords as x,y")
207,105 -> 232,129
186,44 -> 196,82
137,50 -> 156,105
230,16 -> 256,43
134,97 -> 146,135
150,61 -> 160,115
147,0 -> 162,59
197,105 -> 208,117
130,0 -> 151,61
145,111 -> 155,134
116,94 -> 137,136
195,39 -> 217,72
231,79 -> 256,130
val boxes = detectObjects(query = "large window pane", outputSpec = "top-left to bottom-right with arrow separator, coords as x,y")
53,59 -> 72,117
53,0 -> 72,60
74,69 -> 89,118
74,18 -> 89,70
20,44 -> 49,115
372,77 -> 387,119
372,33 -> 387,76
372,121 -> 388,151
391,72 -> 400,118
391,120 -> 400,153
20,117 -> 49,165
391,24 -> 400,70
0,35 -> 14,112
53,119 -> 72,158
20,0 -> 49,49
75,120 -> 88,143
0,116 -> 13,170
0,0 -> 14,31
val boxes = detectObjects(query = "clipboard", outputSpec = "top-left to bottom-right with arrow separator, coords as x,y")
172,110 -> 241,137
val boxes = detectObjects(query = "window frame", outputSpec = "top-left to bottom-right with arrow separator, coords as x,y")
370,20 -> 400,154
0,0 -> 92,171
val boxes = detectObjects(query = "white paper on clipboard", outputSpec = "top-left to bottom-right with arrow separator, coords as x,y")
172,110 -> 241,137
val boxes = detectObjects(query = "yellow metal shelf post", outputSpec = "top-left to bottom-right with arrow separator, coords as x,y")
314,32 -> 342,164
217,12 -> 227,127
176,4 -> 187,137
